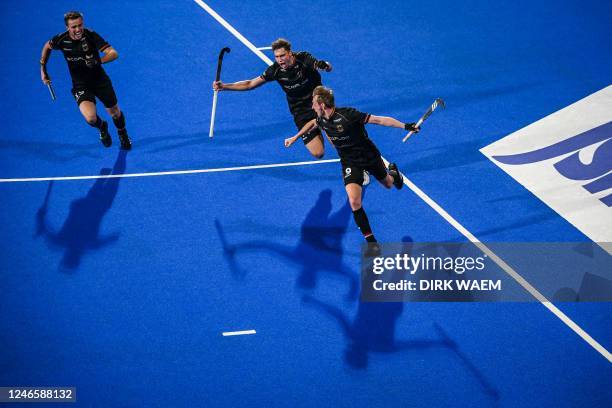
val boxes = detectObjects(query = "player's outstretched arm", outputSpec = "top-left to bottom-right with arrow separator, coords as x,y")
213,76 -> 266,92
285,119 -> 318,147
101,47 -> 118,64
39,41 -> 52,84
367,114 -> 419,132
303,52 -> 332,72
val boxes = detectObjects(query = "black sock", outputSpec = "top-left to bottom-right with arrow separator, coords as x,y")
112,112 -> 126,131
352,207 -> 376,241
88,115 -> 103,129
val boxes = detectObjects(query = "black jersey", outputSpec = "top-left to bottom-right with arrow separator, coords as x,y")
49,29 -> 111,85
316,107 -> 381,165
260,51 -> 323,116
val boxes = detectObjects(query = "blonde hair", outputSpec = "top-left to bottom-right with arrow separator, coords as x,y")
313,86 -> 335,107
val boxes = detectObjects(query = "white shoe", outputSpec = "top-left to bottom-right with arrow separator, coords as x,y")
362,171 -> 370,186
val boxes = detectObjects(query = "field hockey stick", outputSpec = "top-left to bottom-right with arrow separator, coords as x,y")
209,47 -> 231,138
402,98 -> 445,142
41,64 -> 56,101
46,82 -> 57,101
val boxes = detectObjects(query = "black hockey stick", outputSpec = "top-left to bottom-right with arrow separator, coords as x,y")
209,47 -> 231,138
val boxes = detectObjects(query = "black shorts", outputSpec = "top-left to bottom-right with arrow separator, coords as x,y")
72,80 -> 118,108
293,109 -> 322,145
341,157 -> 388,186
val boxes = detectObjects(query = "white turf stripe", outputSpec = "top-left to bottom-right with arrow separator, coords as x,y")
222,330 -> 256,337
192,0 -> 273,66
0,159 -> 340,183
198,2 -> 612,362
257,46 -> 272,50
381,158 -> 612,363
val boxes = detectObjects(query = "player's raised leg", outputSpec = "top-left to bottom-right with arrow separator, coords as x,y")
78,99 -> 111,147
106,104 -> 131,150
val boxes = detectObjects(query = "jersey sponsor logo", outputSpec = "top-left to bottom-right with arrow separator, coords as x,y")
329,135 -> 349,141
283,80 -> 309,90
481,86 -> 612,251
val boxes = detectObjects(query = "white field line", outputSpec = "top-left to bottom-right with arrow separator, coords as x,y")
0,159 -> 340,183
222,330 -> 256,337
381,158 -> 612,363
193,0 -> 273,65
193,0 -> 611,362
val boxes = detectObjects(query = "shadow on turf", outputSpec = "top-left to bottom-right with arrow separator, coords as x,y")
215,188 -> 358,300
303,236 -> 500,400
301,236 -> 439,370
216,201 -> 500,399
35,150 -> 127,271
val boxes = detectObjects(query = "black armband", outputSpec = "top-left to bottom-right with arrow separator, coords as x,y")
404,122 -> 417,131
315,60 -> 330,70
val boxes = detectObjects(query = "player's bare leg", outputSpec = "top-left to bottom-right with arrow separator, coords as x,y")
346,182 -> 377,242
346,183 -> 363,211
378,174 -> 394,189
106,104 -> 131,150
304,134 -> 324,159
79,100 -> 111,147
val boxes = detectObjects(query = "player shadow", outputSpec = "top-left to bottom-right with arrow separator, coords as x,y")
301,236 -> 440,369
406,242 -> 477,302
0,139 -> 100,162
432,323 -> 501,401
35,150 -> 127,272
302,236 -> 500,400
215,188 -> 359,300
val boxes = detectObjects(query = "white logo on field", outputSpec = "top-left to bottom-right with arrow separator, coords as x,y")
481,85 -> 612,252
